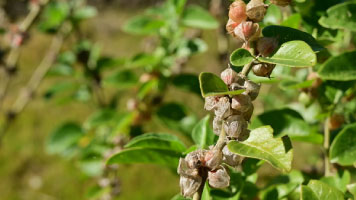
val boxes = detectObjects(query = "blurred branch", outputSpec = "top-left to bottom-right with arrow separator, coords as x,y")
0,22 -> 72,143
324,117 -> 331,176
0,0 -> 50,111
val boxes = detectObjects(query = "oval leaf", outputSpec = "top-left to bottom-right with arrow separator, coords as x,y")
330,123 -> 356,166
262,25 -> 323,52
107,148 -> 181,167
307,180 -> 344,200
258,41 -> 317,67
192,115 -> 216,149
199,72 -> 245,97
125,133 -> 186,152
300,185 -> 318,200
228,126 -> 293,173
123,15 -> 165,35
318,51 -> 356,81
319,2 -> 356,32
181,5 -> 218,29
230,48 -> 255,67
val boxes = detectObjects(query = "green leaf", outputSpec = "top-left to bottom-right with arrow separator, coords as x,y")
228,126 -> 293,173
171,194 -> 190,200
46,122 -> 83,156
125,133 -> 186,152
84,109 -> 117,130
281,14 -> 302,29
103,69 -> 138,89
199,72 -> 245,97
318,51 -> 356,81
330,123 -> 356,166
347,183 -> 356,198
73,6 -> 97,21
123,15 -> 165,35
230,48 -> 255,67
181,5 -> 218,29
172,73 -> 201,95
251,108 -> 323,144
319,2 -> 356,31
192,115 -> 216,149
258,41 -> 317,67
307,180 -> 344,200
107,148 -> 180,167
320,170 -> 350,192
38,2 -> 70,33
300,185 -> 318,200
262,26 -> 323,52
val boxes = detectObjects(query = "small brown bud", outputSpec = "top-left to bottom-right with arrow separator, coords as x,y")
307,72 -> 322,89
223,115 -> 248,138
243,80 -> 260,100
215,97 -> 233,119
204,96 -> 220,111
222,145 -> 243,166
208,167 -> 230,189
328,114 -> 344,131
229,0 -> 247,24
180,176 -> 202,198
221,68 -> 239,85
231,94 -> 252,113
252,63 -> 275,77
185,150 -> 207,169
234,21 -> 261,42
178,158 -> 199,178
204,149 -> 223,170
257,37 -> 279,57
226,19 -> 239,36
242,104 -> 254,122
270,0 -> 292,7
246,0 -> 267,22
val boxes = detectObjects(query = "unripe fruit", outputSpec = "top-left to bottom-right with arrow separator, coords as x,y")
246,0 -> 267,22
223,115 -> 248,138
222,145 -> 243,166
270,0 -> 292,7
257,37 -> 278,57
180,176 -> 202,198
229,0 -> 247,24
226,19 -> 239,36
298,92 -> 312,106
208,167 -> 230,189
234,21 -> 261,42
204,149 -> 223,170
231,94 -> 252,113
221,68 -> 239,85
243,80 -> 260,100
252,63 -> 275,77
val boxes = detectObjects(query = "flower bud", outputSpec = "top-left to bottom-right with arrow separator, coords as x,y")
242,104 -> 254,122
180,176 -> 202,198
221,68 -> 239,86
229,0 -> 247,24
204,96 -> 220,111
185,150 -> 207,169
246,0 -> 267,22
222,145 -> 243,166
226,19 -> 239,36
215,97 -> 233,119
213,116 -> 223,136
204,149 -> 223,170
208,167 -> 230,189
270,0 -> 291,7
223,115 -> 248,138
243,80 -> 260,100
231,94 -> 252,113
178,158 -> 199,178
252,63 -> 275,77
234,21 -> 261,42
256,37 -> 278,57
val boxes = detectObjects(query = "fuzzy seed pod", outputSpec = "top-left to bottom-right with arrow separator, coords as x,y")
215,97 -> 233,119
234,21 -> 261,42
205,96 -> 220,111
229,0 -> 247,24
178,158 -> 199,178
242,104 -> 254,122
226,19 -> 239,36
222,145 -> 243,166
252,63 -> 275,77
270,0 -> 291,7
223,115 -> 248,138
213,116 -> 223,136
204,149 -> 223,170
185,150 -> 207,169
257,37 -> 279,57
208,167 -> 230,189
231,94 -> 252,113
221,68 -> 239,85
246,0 -> 267,22
243,80 -> 260,100
180,176 -> 202,198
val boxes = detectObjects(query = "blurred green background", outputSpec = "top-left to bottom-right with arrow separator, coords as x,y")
0,0 -> 323,199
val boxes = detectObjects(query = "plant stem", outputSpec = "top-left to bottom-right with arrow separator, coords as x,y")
241,62 -> 253,77
324,117 -> 331,176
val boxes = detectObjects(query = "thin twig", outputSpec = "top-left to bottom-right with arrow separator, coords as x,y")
0,0 -> 49,110
324,117 -> 331,176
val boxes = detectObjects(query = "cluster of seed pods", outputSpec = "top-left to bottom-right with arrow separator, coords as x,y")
178,0 -> 291,198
